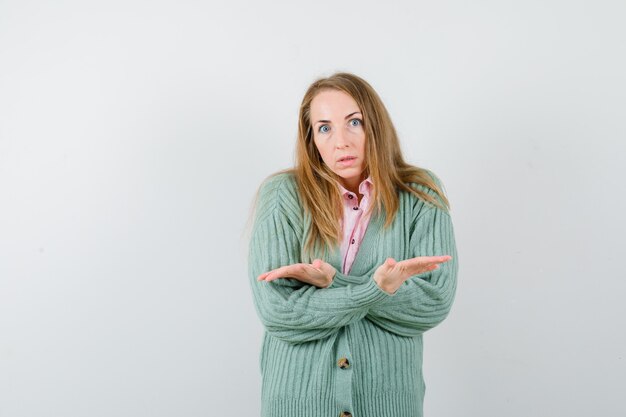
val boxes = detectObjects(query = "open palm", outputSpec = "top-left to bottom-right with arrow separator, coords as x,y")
257,259 -> 337,288
373,255 -> 453,294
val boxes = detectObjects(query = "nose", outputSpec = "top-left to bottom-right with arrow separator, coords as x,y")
335,129 -> 349,149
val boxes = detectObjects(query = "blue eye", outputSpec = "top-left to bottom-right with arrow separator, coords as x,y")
350,118 -> 362,127
319,125 -> 330,133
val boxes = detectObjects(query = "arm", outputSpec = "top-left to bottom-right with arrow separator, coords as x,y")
247,176 -> 392,344
327,270 -> 367,288
364,205 -> 459,337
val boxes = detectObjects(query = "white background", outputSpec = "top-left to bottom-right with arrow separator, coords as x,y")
1,1 -> 625,416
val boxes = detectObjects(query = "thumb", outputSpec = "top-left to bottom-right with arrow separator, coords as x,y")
312,259 -> 323,269
385,257 -> 397,268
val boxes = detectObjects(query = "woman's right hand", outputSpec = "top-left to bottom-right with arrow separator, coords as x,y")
373,255 -> 452,295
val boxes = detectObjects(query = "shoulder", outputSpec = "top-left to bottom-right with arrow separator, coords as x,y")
258,172 -> 299,206
403,168 -> 444,199
259,171 -> 297,195
255,171 -> 302,222
402,168 -> 449,216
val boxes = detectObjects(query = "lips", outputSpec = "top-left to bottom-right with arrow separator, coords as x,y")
337,156 -> 357,162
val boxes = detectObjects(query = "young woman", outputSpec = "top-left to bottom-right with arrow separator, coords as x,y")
247,72 -> 459,417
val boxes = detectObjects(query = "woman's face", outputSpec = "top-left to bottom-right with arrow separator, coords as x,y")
310,89 -> 367,193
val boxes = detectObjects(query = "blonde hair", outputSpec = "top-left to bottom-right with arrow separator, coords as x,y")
245,72 -> 450,262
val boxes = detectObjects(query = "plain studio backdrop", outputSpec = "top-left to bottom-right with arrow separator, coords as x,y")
1,0 -> 625,416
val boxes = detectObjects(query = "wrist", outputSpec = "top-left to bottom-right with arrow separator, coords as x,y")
326,270 -> 367,289
374,274 -> 395,295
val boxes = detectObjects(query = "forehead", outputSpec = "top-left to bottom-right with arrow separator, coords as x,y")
310,89 -> 360,117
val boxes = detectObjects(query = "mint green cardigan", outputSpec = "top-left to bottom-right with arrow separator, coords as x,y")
247,171 -> 459,417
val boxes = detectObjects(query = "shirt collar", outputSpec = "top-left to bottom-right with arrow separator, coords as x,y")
338,175 -> 373,198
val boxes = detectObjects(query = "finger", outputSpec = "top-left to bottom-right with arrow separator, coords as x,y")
257,271 -> 271,281
424,261 -> 443,269
408,255 -> 451,267
385,257 -> 396,268
265,264 -> 307,282
267,265 -> 292,279
304,263 -> 327,277
312,259 -> 322,269
265,271 -> 284,282
398,259 -> 441,276
262,267 -> 288,282
427,255 -> 452,263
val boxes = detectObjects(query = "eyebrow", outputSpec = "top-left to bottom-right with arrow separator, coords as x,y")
315,111 -> 362,125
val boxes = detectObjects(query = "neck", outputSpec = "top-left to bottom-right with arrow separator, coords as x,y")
339,173 -> 366,195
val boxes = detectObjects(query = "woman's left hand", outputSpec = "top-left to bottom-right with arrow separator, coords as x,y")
257,259 -> 337,288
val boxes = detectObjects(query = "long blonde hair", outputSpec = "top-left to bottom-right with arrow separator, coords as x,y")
246,72 -> 450,261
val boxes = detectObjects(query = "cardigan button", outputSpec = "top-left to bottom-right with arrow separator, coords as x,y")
339,412 -> 352,417
337,357 -> 350,369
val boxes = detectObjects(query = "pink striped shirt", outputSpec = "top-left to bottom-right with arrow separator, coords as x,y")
338,176 -> 374,274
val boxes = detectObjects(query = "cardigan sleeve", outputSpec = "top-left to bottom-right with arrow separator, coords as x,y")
364,205 -> 459,337
247,176 -> 392,345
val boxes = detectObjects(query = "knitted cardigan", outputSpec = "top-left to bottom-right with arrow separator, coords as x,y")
247,171 -> 459,417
